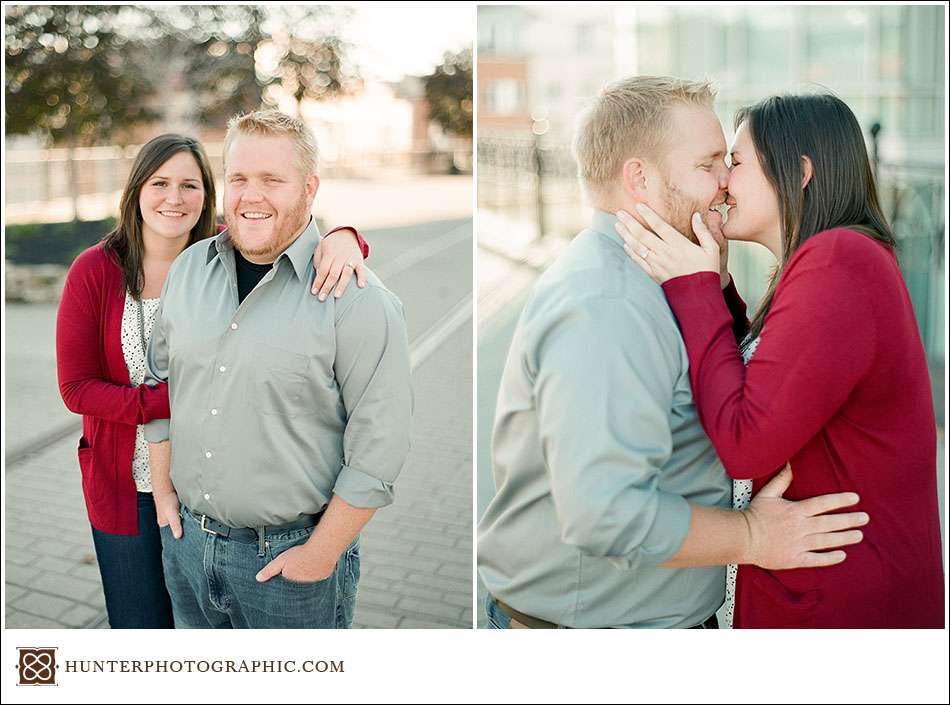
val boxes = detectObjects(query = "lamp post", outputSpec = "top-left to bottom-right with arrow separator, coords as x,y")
532,117 -> 549,240
869,121 -> 881,183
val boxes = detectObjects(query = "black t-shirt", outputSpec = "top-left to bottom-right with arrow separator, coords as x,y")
234,249 -> 273,304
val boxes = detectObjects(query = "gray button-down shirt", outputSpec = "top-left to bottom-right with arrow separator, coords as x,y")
144,219 -> 412,527
477,210 -> 731,628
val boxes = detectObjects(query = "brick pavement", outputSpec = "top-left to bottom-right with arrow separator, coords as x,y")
4,321 -> 472,629
5,437 -> 109,628
5,218 -> 474,630
354,324 -> 473,629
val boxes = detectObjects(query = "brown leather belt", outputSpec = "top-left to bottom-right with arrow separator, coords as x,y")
495,598 -> 560,628
495,598 -> 718,629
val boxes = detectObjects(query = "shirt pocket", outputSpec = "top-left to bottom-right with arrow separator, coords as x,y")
253,343 -> 319,418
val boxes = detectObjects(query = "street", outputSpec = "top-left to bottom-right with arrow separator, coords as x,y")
4,215 -> 473,629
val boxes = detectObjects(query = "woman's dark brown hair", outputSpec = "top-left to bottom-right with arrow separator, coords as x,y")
103,134 -> 217,299
734,94 -> 897,350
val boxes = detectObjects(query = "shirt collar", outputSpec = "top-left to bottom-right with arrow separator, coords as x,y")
279,217 -> 322,281
206,217 -> 322,281
589,208 -> 626,249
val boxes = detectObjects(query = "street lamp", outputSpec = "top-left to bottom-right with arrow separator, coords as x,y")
869,121 -> 881,183
532,117 -> 549,240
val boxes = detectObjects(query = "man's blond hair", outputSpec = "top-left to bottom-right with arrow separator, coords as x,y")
572,76 -> 716,201
224,110 -> 319,177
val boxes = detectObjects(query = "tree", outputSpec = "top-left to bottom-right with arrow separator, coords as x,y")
153,5 -> 267,127
5,5 -> 160,218
161,5 -> 358,125
424,48 -> 473,139
256,6 -> 358,115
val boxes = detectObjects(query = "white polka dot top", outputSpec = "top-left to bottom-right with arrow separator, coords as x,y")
722,334 -> 760,629
120,291 -> 162,493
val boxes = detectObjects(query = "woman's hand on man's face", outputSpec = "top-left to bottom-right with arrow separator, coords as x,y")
615,204 -> 721,286
705,207 -> 732,289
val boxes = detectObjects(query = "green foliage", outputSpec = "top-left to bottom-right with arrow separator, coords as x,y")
5,5 -> 360,143
5,218 -> 115,265
157,5 -> 357,124
152,6 -> 267,127
5,6 -> 159,145
424,48 -> 473,139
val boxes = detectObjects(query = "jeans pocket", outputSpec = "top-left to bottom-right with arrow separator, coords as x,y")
265,526 -> 313,556
265,528 -> 337,586
342,540 -> 361,599
485,596 -> 510,629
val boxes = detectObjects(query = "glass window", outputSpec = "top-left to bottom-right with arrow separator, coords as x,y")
636,19 -> 672,75
748,7 -> 795,86
804,6 -> 869,85
487,79 -> 523,116
875,96 -> 901,138
674,15 -> 712,79
903,96 -> 938,138
477,9 -> 523,56
878,5 -> 903,82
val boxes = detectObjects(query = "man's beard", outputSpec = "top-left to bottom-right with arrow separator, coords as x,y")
662,179 -> 707,244
226,194 -> 310,262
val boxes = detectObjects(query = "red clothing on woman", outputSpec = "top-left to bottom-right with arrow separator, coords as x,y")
56,226 -> 369,535
56,244 -> 171,535
663,227 -> 944,628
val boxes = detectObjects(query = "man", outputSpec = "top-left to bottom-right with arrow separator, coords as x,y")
477,76 -> 868,628
145,110 -> 412,629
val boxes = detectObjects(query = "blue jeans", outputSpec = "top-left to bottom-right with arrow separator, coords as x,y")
485,595 -> 512,629
159,509 -> 360,629
90,492 -> 175,629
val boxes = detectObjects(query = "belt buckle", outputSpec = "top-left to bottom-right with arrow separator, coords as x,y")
199,514 -> 220,536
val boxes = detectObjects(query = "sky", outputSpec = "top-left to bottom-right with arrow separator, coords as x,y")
344,3 -> 473,81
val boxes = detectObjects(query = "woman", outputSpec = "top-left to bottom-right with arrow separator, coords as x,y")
56,133 -> 369,628
615,94 -> 944,628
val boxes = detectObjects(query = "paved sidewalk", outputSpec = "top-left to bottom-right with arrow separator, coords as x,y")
4,217 -> 473,629
4,324 -> 472,629
355,325 -> 473,628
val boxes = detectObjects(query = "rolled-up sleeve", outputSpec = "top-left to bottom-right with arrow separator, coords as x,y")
331,285 -> 412,508
531,297 -> 691,568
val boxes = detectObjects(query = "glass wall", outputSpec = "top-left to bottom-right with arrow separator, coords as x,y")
477,4 -> 945,383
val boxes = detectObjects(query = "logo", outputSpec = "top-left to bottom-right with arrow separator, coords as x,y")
17,647 -> 57,686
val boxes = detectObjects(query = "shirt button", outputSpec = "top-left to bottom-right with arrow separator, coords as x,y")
219,366 -> 227,373
204,493 -> 211,501
211,409 -> 218,416
230,322 -> 238,330
205,451 -> 212,459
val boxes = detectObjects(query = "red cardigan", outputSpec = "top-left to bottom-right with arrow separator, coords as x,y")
663,228 -> 944,628
56,226 -> 369,535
